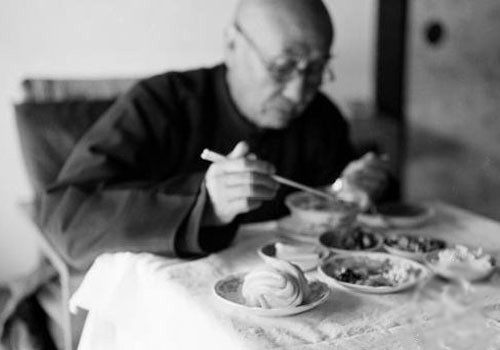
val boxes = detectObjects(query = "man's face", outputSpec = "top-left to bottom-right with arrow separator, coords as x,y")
226,19 -> 332,129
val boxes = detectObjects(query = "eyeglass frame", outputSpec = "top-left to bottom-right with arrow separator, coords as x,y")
233,22 -> 335,85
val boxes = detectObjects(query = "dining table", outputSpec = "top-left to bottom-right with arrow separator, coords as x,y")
70,201 -> 500,350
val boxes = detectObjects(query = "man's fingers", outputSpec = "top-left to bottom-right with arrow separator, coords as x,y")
342,153 -> 391,200
349,170 -> 386,187
217,157 -> 276,175
204,142 -> 279,223
362,152 -> 377,162
347,172 -> 387,195
230,183 -> 278,200
229,198 -> 263,212
247,153 -> 258,160
220,172 -> 278,190
361,153 -> 390,172
227,141 -> 250,159
352,168 -> 387,183
216,174 -> 278,201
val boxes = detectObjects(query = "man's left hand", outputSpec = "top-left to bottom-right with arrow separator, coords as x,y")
341,152 -> 390,201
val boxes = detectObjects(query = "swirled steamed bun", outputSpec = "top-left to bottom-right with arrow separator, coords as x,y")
241,259 -> 310,309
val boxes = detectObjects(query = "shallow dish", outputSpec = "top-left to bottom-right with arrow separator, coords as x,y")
424,245 -> 496,282
213,273 -> 330,317
285,191 -> 357,229
318,252 -> 431,294
379,202 -> 434,228
383,233 -> 447,262
360,202 -> 434,228
258,242 -> 330,271
318,227 -> 383,254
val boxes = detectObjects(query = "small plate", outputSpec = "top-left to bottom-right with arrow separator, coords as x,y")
383,234 -> 447,262
424,245 -> 496,282
258,242 -> 330,271
213,273 -> 330,317
361,202 -> 434,228
318,252 -> 431,294
318,228 -> 383,254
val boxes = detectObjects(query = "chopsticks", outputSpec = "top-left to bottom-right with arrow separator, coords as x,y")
200,149 -> 337,201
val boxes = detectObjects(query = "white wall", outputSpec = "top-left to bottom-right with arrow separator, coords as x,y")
0,0 -> 376,279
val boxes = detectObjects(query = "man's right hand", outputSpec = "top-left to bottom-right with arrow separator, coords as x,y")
204,141 -> 279,224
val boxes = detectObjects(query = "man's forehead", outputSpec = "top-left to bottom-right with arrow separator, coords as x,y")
235,0 -> 333,57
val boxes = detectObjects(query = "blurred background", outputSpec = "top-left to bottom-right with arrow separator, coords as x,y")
1,0 -> 499,281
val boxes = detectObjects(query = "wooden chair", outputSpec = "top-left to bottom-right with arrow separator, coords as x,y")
14,77 -> 137,350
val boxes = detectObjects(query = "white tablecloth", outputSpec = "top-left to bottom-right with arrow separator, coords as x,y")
71,203 -> 500,350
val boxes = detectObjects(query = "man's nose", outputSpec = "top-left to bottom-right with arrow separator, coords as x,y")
281,74 -> 307,105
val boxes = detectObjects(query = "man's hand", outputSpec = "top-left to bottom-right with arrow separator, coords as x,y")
204,141 -> 279,224
341,152 -> 390,202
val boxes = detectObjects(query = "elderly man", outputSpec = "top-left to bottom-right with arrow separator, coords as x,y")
41,0 -> 392,271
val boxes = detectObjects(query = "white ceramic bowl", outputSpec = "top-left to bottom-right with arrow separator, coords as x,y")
285,191 -> 358,229
424,245 -> 496,282
258,242 -> 330,271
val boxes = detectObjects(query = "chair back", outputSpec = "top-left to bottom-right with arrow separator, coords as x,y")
15,78 -> 138,201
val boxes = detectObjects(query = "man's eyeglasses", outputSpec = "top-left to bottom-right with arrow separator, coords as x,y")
233,22 -> 334,85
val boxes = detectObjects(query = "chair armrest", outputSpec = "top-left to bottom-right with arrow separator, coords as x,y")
18,201 -> 72,350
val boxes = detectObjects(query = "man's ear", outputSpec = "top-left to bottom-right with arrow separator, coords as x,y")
224,25 -> 238,51
223,25 -> 239,67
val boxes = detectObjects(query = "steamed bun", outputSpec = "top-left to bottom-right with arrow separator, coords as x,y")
242,259 -> 309,309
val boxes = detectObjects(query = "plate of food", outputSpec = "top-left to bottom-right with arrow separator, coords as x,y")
285,191 -> 358,229
384,233 -> 447,261
214,259 -> 330,317
318,252 -> 431,294
318,226 -> 383,254
424,245 -> 496,282
258,241 -> 330,271
358,202 -> 434,228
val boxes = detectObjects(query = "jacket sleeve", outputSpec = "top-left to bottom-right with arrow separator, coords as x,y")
39,82 -> 236,271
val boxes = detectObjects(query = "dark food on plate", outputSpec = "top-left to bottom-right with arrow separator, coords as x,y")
324,257 -> 422,287
377,203 -> 425,217
385,234 -> 446,253
340,226 -> 378,250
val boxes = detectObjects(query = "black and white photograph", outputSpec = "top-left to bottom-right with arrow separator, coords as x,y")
1,0 -> 499,349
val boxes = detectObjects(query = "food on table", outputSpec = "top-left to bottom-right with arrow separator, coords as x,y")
241,259 -> 310,309
274,242 -> 320,261
340,226 -> 380,250
384,234 -> 446,253
322,255 -> 423,287
319,226 -> 382,252
426,245 -> 496,281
